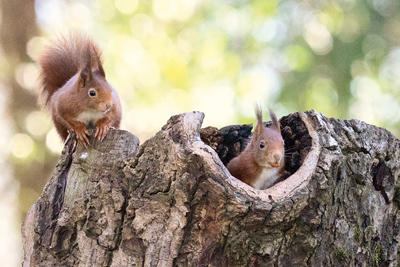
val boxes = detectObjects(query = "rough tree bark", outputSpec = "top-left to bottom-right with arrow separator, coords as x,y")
22,110 -> 400,267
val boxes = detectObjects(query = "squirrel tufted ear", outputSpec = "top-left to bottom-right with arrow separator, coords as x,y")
269,108 -> 281,133
253,104 -> 264,137
92,45 -> 106,78
79,44 -> 93,87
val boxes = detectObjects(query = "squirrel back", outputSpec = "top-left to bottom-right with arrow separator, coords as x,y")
226,106 -> 285,190
38,32 -> 104,108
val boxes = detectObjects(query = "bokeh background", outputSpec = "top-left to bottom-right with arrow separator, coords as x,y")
1,0 -> 400,265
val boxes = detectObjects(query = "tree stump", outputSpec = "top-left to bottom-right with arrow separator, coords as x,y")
22,110 -> 400,267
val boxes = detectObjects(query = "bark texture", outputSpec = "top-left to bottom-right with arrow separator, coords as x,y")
22,110 -> 400,267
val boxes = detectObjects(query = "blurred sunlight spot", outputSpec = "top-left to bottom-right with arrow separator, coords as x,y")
127,89 -> 190,138
373,0 -> 396,17
68,2 -> 92,30
350,76 -> 381,124
94,0 -> 116,22
237,66 -> 281,117
177,28 -> 201,59
224,52 -> 242,79
149,33 -> 174,58
216,6 -> 250,36
350,76 -> 380,99
130,14 -> 154,38
165,60 -> 189,88
304,77 -> 338,115
153,0 -> 178,21
10,134 -> 34,159
125,107 -> 153,140
154,94 -> 189,124
253,18 -> 287,44
120,38 -> 144,67
176,0 -> 203,22
128,93 -> 190,142
115,0 -> 138,15
15,63 -> 39,91
35,0 -> 67,31
319,3 -> 344,34
153,0 -> 199,22
46,128 -> 64,154
304,15 -> 333,55
252,0 -> 278,18
285,45 -> 312,71
375,94 -> 400,124
260,48 -> 290,72
191,82 -> 235,127
136,60 -> 160,87
26,111 -> 52,137
380,48 -> 400,86
169,88 -> 190,108
200,31 -> 226,72
339,15 -> 360,43
26,37 -> 46,62
0,84 -> 8,116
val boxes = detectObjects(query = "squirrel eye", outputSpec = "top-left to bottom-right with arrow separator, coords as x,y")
260,141 -> 265,149
89,89 -> 96,97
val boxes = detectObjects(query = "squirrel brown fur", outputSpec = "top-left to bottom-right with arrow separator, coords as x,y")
226,106 -> 284,190
38,32 -> 122,145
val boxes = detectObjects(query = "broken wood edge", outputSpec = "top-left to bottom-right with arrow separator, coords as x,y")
263,111 -> 321,200
191,111 -> 321,203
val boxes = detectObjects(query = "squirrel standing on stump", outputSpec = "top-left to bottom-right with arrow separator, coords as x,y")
38,32 -> 122,145
227,106 -> 285,190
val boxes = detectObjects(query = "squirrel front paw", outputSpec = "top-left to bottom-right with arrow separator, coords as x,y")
70,122 -> 90,146
95,119 -> 111,141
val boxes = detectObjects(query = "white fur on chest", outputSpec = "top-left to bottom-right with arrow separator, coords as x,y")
252,168 -> 279,190
76,110 -> 105,125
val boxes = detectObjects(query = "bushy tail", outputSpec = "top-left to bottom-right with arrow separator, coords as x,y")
38,32 -> 103,107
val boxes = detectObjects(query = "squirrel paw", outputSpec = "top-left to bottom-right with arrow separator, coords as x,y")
70,124 -> 90,146
95,125 -> 110,141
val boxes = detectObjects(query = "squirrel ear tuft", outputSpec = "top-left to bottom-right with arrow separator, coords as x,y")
79,44 -> 93,86
269,108 -> 281,133
253,103 -> 264,137
92,46 -> 106,78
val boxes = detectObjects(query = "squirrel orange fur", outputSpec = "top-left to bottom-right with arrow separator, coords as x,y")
38,32 -> 122,145
226,106 -> 284,190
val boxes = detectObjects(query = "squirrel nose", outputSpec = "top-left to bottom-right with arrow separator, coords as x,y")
273,153 -> 281,163
106,103 -> 111,110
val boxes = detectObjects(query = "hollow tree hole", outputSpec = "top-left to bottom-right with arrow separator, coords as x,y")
200,112 -> 312,184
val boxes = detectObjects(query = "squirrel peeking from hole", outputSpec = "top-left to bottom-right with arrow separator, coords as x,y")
37,32 -> 122,146
226,106 -> 285,190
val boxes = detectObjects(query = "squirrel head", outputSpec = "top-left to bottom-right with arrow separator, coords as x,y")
77,43 -> 113,113
250,106 -> 284,169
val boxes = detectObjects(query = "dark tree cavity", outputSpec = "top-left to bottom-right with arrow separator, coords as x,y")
22,110 -> 400,267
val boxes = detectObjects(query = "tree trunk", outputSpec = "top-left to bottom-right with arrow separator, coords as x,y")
22,110 -> 400,267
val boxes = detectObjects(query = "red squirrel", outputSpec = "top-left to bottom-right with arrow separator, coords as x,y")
226,106 -> 284,190
38,32 -> 122,145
